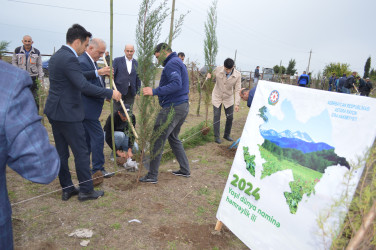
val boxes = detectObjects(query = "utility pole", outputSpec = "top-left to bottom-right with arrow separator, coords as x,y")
234,49 -> 237,65
168,0 -> 176,47
307,49 -> 312,73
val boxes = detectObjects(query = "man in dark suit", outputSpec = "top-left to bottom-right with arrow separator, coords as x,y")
113,44 -> 141,109
78,38 -> 114,179
44,24 -> 121,201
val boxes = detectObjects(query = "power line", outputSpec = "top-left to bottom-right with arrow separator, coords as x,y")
7,0 -> 137,16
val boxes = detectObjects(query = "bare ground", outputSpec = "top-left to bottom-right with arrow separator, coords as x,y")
7,93 -> 250,249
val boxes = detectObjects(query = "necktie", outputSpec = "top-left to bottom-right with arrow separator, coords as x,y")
94,62 -> 104,87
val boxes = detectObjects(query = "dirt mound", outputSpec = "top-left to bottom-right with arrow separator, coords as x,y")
152,222 -> 234,249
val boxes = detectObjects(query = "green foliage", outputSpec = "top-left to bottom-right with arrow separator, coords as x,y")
286,59 -> 297,75
363,56 -> 371,78
323,62 -> 351,78
273,65 -> 280,74
203,0 -> 218,125
258,106 -> 268,123
261,139 -> 350,173
330,145 -> 376,249
243,146 -> 256,177
135,0 -> 171,169
259,145 -> 322,214
0,40 -> 10,58
162,121 -> 214,162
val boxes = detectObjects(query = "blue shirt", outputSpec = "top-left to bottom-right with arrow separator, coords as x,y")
247,86 -> 257,107
0,61 -> 60,226
23,46 -> 31,60
64,44 -> 78,57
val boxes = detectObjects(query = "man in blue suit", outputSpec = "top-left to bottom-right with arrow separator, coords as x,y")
44,24 -> 121,202
78,38 -> 114,178
113,44 -> 141,109
0,61 -> 60,250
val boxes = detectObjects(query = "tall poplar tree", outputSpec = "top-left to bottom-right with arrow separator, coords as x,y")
203,0 -> 218,127
363,56 -> 371,78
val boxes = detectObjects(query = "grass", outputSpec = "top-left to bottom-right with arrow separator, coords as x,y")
197,187 -> 210,196
161,121 -> 214,163
110,223 -> 121,230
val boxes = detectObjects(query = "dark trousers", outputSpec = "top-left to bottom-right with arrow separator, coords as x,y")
49,119 -> 93,193
83,119 -> 105,173
0,217 -> 13,250
213,104 -> 233,139
114,86 -> 135,111
148,102 -> 190,178
30,77 -> 39,111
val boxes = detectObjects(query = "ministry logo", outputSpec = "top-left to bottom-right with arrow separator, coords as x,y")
268,90 -> 279,105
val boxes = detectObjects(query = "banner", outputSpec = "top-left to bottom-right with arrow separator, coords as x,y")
216,81 -> 376,249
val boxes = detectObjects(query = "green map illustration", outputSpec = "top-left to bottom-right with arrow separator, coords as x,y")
242,105 -> 349,214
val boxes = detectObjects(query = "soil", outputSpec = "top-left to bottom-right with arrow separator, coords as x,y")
7,92 -> 250,249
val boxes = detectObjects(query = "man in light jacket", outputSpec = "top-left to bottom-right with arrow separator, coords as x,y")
208,58 -> 241,144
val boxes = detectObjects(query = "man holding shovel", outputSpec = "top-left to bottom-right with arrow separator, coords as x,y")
44,24 -> 121,201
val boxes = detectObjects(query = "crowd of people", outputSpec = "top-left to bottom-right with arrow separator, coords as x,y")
2,22 -> 375,249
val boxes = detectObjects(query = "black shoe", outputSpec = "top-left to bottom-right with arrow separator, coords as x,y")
139,174 -> 158,184
62,187 -> 79,201
223,136 -> 233,141
215,138 -> 222,144
172,170 -> 190,178
78,190 -> 104,202
101,170 -> 115,178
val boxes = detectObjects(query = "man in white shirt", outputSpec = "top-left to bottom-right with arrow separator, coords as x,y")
113,44 -> 141,109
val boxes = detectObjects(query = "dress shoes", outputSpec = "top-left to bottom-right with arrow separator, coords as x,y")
223,136 -> 234,141
215,138 -> 222,144
102,170 -> 115,178
62,187 -> 79,201
78,190 -> 104,202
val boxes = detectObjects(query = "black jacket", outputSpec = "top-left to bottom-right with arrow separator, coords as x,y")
103,112 -> 136,150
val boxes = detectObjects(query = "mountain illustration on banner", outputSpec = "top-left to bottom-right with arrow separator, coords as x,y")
242,104 -> 350,214
259,129 -> 334,154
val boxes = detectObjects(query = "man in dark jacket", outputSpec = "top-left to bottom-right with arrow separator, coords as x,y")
103,105 -> 136,159
337,74 -> 347,92
140,43 -> 190,183
78,38 -> 114,178
328,73 -> 336,91
359,77 -> 373,96
113,44 -> 141,109
254,66 -> 260,84
343,72 -> 357,94
44,24 -> 121,202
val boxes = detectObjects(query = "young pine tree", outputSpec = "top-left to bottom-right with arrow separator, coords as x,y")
203,0 -> 218,128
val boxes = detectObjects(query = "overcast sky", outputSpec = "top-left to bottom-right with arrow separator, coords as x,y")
1,0 -> 375,76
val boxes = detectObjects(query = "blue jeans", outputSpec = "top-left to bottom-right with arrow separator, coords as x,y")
342,87 -> 350,94
112,131 -> 139,152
